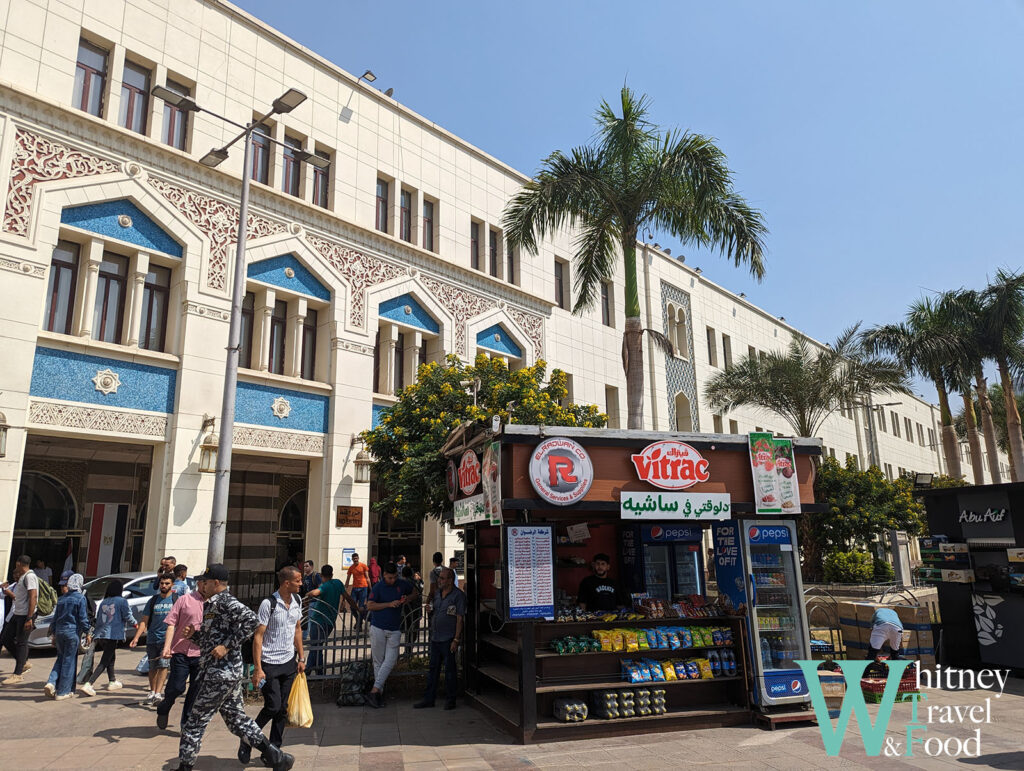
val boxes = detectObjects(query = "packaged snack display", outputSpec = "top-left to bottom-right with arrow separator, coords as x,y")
667,630 -> 682,650
644,658 -> 666,681
684,660 -> 700,679
645,629 -> 659,649
711,628 -> 723,646
673,660 -> 690,679
693,657 -> 714,679
678,627 -> 693,648
624,630 -> 640,653
636,629 -> 650,650
610,630 -> 625,652
662,661 -> 677,680
622,660 -> 646,683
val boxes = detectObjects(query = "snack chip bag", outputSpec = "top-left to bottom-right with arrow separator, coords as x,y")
695,657 -> 714,679
636,629 -> 650,650
610,630 -> 625,652
645,658 -> 666,681
723,628 -> 734,645
678,627 -> 693,648
637,660 -> 652,682
711,628 -> 723,646
621,660 -> 643,684
657,630 -> 670,649
673,660 -> 690,679
667,630 -> 682,650
552,639 -> 566,655
596,631 -> 613,652
624,630 -> 640,653
645,629 -> 660,649
684,660 -> 701,680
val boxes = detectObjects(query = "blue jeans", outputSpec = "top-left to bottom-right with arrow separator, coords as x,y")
350,587 -> 368,625
422,639 -> 457,705
158,653 -> 201,724
306,623 -> 332,675
54,633 -> 79,696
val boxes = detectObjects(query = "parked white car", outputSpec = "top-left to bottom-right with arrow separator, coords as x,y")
28,572 -> 195,649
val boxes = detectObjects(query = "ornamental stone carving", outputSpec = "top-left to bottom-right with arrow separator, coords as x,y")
92,368 -> 121,395
148,176 -> 287,291
233,425 -> 324,454
28,401 -> 167,437
4,128 -> 120,237
331,338 -> 375,356
271,396 -> 292,419
0,257 -> 46,278
305,232 -> 405,327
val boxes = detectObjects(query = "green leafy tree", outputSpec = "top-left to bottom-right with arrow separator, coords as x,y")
863,298 -> 964,479
362,355 -> 606,522
503,87 -> 767,430
704,325 -> 909,439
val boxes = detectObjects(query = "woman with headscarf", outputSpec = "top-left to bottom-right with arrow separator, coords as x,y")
80,579 -> 136,696
45,573 -> 90,700
368,557 -> 381,586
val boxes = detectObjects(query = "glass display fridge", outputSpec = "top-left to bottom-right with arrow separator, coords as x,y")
712,519 -> 811,708
621,523 -> 704,603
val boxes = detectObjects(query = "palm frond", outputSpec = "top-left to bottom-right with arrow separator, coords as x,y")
644,328 -> 675,356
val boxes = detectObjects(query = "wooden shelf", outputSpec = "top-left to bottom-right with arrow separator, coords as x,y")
536,704 -> 748,730
536,675 -> 742,694
536,644 -> 736,659
481,634 -> 518,654
478,663 -> 520,692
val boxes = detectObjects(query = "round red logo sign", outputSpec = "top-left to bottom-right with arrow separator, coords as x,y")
630,440 -> 710,490
529,438 -> 594,506
445,460 -> 459,501
458,450 -> 481,496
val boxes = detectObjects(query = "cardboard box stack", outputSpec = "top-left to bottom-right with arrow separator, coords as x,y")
837,602 -> 935,669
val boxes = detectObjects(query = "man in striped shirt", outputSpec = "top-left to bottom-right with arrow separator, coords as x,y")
239,566 -> 305,764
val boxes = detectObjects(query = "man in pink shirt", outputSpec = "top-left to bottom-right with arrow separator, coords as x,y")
156,578 -> 205,731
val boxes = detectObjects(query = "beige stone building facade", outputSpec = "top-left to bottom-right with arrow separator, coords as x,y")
0,0 -> 996,579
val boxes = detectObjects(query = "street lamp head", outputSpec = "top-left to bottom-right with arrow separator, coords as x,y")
294,150 -> 331,170
152,85 -> 198,112
0,411 -> 8,458
199,148 -> 230,167
359,69 -> 377,83
198,431 -> 219,474
272,88 -> 307,114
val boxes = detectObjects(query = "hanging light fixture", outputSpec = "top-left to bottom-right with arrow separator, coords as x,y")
198,415 -> 218,473
0,411 -> 8,458
352,437 -> 373,484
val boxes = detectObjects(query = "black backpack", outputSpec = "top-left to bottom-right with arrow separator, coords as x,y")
242,595 -> 279,667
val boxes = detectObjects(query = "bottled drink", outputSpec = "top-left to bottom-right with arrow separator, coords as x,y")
708,650 -> 721,677
760,637 -> 773,669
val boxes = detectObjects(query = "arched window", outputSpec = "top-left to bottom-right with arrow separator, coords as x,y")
279,490 -> 307,533
674,308 -> 689,359
675,392 -> 694,433
15,473 -> 77,530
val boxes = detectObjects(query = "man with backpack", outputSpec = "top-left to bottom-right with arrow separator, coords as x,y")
129,572 -> 177,705
304,564 -> 358,674
1,555 -> 49,685
238,565 -> 305,764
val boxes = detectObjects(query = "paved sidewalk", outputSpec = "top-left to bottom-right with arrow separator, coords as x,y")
2,648 -> 1023,769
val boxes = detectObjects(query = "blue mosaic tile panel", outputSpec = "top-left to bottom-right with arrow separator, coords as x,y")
661,282 -> 699,432
247,254 -> 330,301
235,380 -> 328,433
475,324 -> 522,358
29,347 -> 177,413
60,200 -> 183,258
371,402 -> 388,429
378,293 -> 440,334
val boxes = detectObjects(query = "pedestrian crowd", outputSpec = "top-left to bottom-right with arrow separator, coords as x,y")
2,550 -> 466,769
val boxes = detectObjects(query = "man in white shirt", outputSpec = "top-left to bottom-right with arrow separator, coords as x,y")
34,560 -> 53,586
1,555 -> 38,685
238,565 -> 305,764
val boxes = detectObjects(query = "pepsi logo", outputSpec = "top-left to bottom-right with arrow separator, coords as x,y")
651,526 -> 664,539
748,526 -> 760,540
790,679 -> 802,693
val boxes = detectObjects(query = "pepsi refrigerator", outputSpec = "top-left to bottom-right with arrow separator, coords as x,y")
622,523 -> 705,603
712,519 -> 811,708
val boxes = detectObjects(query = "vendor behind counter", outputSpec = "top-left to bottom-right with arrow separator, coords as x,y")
576,552 -> 630,611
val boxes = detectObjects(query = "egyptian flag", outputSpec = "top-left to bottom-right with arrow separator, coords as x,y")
86,504 -> 129,576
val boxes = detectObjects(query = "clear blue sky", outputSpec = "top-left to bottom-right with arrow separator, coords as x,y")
237,0 -> 1024,398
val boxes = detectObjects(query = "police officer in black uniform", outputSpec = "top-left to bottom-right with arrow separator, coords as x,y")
175,564 -> 294,771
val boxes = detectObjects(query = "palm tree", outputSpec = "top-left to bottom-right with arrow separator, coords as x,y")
862,298 -> 963,479
704,324 -> 910,439
942,289 -> 1000,483
503,88 -> 767,429
977,270 -> 1024,481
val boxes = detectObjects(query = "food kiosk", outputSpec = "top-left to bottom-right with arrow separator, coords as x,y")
445,424 -> 823,742
919,481 -> 1024,671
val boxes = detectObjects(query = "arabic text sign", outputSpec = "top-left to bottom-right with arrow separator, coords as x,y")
620,491 -> 732,520
453,494 -> 487,526
507,525 -> 555,620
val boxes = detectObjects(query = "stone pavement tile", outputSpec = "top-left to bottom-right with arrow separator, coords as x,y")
444,760 -> 494,771
403,748 -> 445,763
404,761 -> 449,770
358,750 -> 404,770
437,745 -> 485,760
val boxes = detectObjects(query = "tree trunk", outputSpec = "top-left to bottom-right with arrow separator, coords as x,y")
975,367 -> 1002,483
621,232 -> 645,430
961,390 -> 985,484
935,381 -> 962,479
997,354 -> 1024,482
624,317 -> 645,429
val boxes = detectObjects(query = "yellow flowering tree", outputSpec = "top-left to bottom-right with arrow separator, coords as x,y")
363,355 -> 607,521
